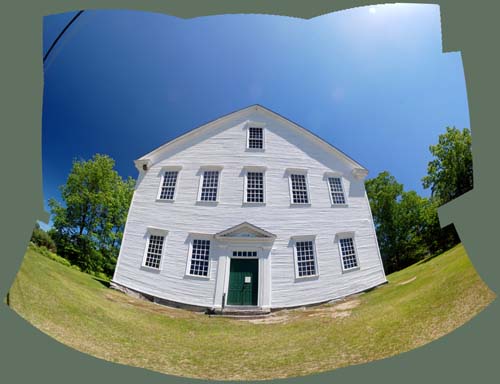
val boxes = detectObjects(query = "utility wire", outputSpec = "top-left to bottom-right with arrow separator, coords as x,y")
43,10 -> 85,63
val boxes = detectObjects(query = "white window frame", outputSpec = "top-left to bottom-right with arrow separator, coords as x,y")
287,168 -> 311,205
141,227 -> 169,271
325,172 -> 348,207
243,166 -> 267,205
245,121 -> 266,151
185,234 -> 213,279
197,166 -> 223,204
336,232 -> 360,273
291,235 -> 319,279
156,165 -> 182,202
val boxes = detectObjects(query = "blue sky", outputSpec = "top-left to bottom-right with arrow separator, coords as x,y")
41,4 -> 470,229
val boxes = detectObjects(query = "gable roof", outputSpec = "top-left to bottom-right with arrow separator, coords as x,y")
135,104 -> 367,173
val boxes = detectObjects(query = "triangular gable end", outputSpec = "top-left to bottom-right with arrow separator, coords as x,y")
134,105 -> 368,178
214,222 -> 277,241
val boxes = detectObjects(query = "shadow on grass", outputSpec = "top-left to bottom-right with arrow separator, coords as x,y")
92,277 -> 110,288
417,242 -> 461,266
417,253 -> 441,265
417,226 -> 462,266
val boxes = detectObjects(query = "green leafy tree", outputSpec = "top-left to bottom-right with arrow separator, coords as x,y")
422,127 -> 473,205
393,191 -> 432,266
49,154 -> 134,275
365,171 -> 403,272
418,197 -> 459,256
366,172 -> 441,273
30,223 -> 57,252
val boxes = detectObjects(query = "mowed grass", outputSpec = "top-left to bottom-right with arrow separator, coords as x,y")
8,244 -> 495,380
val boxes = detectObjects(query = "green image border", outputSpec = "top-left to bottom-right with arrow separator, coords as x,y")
1,1 -> 498,383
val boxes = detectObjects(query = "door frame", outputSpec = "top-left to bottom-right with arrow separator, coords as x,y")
224,247 -> 261,307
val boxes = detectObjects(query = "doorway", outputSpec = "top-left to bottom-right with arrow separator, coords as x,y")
227,258 -> 259,306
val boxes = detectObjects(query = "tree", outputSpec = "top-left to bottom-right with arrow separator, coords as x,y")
365,171 -> 403,272
30,223 -> 57,252
393,191 -> 432,266
422,127 -> 473,205
418,197 -> 459,256
49,154 -> 135,276
366,172 -> 440,273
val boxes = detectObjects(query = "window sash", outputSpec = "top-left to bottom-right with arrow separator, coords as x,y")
248,127 -> 263,149
290,174 -> 309,204
200,171 -> 219,201
328,177 -> 346,205
339,237 -> 359,270
189,239 -> 211,276
144,234 -> 164,269
295,240 -> 317,277
246,172 -> 264,203
159,171 -> 178,200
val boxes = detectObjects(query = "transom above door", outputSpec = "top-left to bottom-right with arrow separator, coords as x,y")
232,250 -> 258,258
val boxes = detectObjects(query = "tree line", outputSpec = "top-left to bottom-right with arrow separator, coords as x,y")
31,127 -> 472,278
366,127 -> 472,273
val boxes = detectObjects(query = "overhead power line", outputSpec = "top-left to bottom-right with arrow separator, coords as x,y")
43,10 -> 85,63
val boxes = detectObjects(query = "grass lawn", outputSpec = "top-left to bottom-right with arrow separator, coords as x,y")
8,244 -> 495,381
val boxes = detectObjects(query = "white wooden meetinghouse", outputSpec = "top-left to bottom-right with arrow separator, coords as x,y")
111,105 -> 387,313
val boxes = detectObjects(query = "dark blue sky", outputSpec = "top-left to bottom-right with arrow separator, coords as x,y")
41,4 -> 470,228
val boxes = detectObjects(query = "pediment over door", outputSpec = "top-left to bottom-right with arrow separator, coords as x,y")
214,222 -> 276,242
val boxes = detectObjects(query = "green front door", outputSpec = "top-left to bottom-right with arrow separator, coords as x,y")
227,259 -> 259,306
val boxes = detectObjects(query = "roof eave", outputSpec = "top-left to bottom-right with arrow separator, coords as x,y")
134,158 -> 152,172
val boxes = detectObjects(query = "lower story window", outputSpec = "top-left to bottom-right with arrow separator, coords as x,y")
189,239 -> 211,276
144,234 -> 165,269
295,240 -> 317,277
339,237 -> 359,270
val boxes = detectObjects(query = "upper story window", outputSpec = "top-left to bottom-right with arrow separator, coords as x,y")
328,176 -> 346,205
142,228 -> 168,270
156,166 -> 181,202
198,168 -> 221,202
188,239 -> 211,277
243,166 -> 266,204
248,127 -> 264,149
293,238 -> 318,278
338,236 -> 359,271
289,172 -> 310,204
158,171 -> 178,200
246,171 -> 264,203
245,121 -> 266,151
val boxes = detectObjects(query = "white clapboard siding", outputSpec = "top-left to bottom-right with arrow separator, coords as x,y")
112,106 -> 387,309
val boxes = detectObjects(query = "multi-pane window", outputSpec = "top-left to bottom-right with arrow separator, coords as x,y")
295,240 -> 317,277
232,251 -> 258,257
328,177 -> 346,205
290,174 -> 309,204
144,234 -> 165,269
246,172 -> 264,203
248,127 -> 263,149
339,237 -> 359,270
159,171 -> 178,200
200,170 -> 219,202
189,239 -> 211,276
